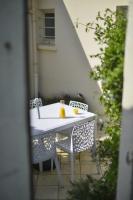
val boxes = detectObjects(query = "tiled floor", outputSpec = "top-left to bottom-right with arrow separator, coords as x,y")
33,149 -> 103,200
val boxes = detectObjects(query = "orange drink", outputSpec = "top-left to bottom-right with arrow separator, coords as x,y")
73,108 -> 78,114
59,107 -> 66,118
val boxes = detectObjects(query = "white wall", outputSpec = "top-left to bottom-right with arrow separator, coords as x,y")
37,0 -> 102,114
64,0 -> 128,67
117,0 -> 133,198
35,0 -> 128,115
0,0 -> 31,199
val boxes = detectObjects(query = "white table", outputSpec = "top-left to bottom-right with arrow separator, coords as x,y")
30,103 -> 96,136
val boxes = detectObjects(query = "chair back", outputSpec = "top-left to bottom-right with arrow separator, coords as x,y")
69,100 -> 88,111
30,98 -> 43,109
32,129 -> 56,164
72,120 -> 95,153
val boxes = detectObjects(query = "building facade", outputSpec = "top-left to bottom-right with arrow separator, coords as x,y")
29,0 -> 128,114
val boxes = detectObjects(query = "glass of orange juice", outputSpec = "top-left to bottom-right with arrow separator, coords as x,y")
59,107 -> 66,118
73,108 -> 78,114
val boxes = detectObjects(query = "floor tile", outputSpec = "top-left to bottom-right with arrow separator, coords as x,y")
61,163 -> 80,175
35,186 -> 58,200
37,174 -> 59,186
33,174 -> 38,186
33,136 -> 104,200
79,152 -> 93,162
80,163 -> 98,175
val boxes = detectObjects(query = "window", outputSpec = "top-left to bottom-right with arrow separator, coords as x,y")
39,9 -> 55,46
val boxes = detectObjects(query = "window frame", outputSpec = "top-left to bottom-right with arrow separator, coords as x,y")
38,9 -> 55,46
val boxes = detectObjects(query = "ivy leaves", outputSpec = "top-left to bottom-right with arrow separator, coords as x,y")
66,9 -> 127,200
90,9 -> 126,124
89,8 -> 127,198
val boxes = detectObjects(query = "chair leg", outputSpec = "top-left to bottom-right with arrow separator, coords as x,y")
54,154 -> 63,187
70,153 -> 74,182
39,162 -> 43,172
51,159 -> 53,171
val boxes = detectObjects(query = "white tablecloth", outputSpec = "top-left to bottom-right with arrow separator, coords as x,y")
30,103 -> 96,136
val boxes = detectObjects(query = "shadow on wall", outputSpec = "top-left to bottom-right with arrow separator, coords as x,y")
39,0 -> 103,115
117,107 -> 133,199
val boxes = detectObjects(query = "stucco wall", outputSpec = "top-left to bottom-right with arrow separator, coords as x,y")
63,0 -> 128,67
117,0 -> 133,198
35,0 -> 128,114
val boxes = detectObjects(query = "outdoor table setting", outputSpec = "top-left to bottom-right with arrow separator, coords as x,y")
30,102 -> 96,136
30,101 -> 97,175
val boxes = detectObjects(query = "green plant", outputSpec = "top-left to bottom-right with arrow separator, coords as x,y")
67,175 -> 116,200
89,8 -> 127,184
66,8 -> 127,200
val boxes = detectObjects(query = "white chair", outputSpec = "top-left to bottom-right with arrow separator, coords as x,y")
69,100 -> 88,111
30,98 -> 43,166
30,98 -> 43,109
32,128 -> 63,186
56,120 -> 100,182
56,101 -> 89,142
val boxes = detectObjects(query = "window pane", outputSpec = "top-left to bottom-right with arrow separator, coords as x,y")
45,13 -> 54,18
45,28 -> 55,38
39,10 -> 55,45
45,18 -> 55,27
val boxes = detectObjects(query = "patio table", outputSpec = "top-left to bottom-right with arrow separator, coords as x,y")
30,102 -> 96,136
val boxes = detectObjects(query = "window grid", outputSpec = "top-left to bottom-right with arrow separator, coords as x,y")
39,10 -> 55,46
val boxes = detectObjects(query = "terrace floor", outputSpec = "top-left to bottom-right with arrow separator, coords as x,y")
33,140 -> 105,200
